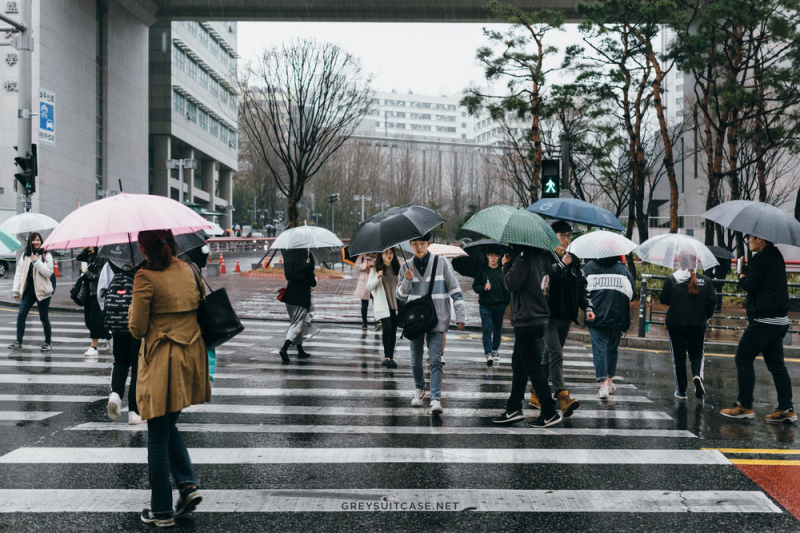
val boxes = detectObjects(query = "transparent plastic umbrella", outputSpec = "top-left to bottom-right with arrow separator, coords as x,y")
634,234 -> 719,270
0,212 -> 59,236
270,225 -> 344,250
568,230 -> 637,259
428,243 -> 468,258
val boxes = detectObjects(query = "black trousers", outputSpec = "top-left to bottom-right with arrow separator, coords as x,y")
735,322 -> 793,411
380,309 -> 398,359
110,331 -> 142,414
506,325 -> 556,416
667,325 -> 706,394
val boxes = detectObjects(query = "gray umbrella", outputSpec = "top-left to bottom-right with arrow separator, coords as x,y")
702,200 -> 800,247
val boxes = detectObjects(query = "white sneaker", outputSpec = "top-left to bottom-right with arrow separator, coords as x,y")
411,389 -> 426,407
597,384 -> 609,399
492,350 -> 499,364
430,400 -> 443,414
84,346 -> 99,356
128,411 -> 145,425
107,392 -> 122,421
608,379 -> 616,395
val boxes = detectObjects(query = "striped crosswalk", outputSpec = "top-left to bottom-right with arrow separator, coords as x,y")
0,311 -> 795,530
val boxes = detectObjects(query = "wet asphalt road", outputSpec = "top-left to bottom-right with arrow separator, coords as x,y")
0,307 -> 798,532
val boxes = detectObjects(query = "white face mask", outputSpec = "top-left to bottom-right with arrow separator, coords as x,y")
201,245 -> 210,255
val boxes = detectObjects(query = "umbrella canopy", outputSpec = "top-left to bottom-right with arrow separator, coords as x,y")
428,243 -> 468,258
98,231 -> 207,265
0,229 -> 22,255
527,198 -> 623,231
42,193 -> 211,250
270,225 -> 344,250
205,222 -> 225,237
347,204 -> 445,256
451,239 -> 512,278
702,200 -> 800,246
634,234 -> 719,270
0,212 -> 59,236
461,205 -> 559,251
568,230 -> 637,259
706,245 -> 735,260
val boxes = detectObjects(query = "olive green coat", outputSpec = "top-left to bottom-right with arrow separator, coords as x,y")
130,257 -> 211,420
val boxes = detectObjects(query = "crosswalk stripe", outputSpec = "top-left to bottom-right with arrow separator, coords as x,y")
0,375 -> 109,385
0,489 -> 780,513
0,360 -> 111,369
0,395 -> 104,403
0,411 -> 61,421
0,447 -> 729,465
69,422 -> 696,438
179,404 -> 672,420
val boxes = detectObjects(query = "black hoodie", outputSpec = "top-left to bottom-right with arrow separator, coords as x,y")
738,243 -> 789,320
502,246 -> 550,327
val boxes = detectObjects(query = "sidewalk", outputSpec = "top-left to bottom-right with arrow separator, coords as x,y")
2,267 -> 798,357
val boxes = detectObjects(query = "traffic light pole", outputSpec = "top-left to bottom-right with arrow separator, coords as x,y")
1,0 -> 33,213
560,140 -> 570,199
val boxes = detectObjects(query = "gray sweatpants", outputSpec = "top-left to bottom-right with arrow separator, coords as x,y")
542,317 -> 571,393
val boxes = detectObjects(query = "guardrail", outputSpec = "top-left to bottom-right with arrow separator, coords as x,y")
637,274 -> 800,340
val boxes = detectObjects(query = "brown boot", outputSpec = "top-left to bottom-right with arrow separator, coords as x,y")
528,389 -> 540,409
557,390 -> 580,418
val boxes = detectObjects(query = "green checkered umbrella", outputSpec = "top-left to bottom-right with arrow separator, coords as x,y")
0,229 -> 22,255
461,205 -> 559,251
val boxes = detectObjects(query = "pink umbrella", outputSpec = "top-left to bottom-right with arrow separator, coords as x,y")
42,193 -> 212,250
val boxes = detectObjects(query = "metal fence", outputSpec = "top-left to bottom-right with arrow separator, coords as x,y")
637,274 -> 800,339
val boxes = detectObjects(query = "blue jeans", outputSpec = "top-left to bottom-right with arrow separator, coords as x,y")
147,411 -> 197,514
410,331 -> 444,400
16,291 -> 51,344
589,326 -> 621,381
479,304 -> 506,354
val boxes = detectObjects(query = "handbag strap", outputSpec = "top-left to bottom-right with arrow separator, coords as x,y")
426,255 -> 439,297
188,262 -> 206,303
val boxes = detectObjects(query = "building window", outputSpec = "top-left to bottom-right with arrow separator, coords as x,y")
396,112 -> 405,118
396,100 -> 406,107
199,109 -> 208,130
186,101 -> 197,123
199,68 -> 208,90
200,26 -> 209,47
210,118 -> 218,137
187,21 -> 197,37
220,88 -> 228,105
173,44 -> 185,71
210,79 -> 219,99
173,90 -> 185,115
220,126 -> 228,144
187,58 -> 197,80
229,131 -> 237,148
229,92 -> 237,110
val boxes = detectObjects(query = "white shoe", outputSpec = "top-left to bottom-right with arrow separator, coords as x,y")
608,379 -> 616,395
128,412 -> 145,425
411,389 -> 426,407
84,346 -> 99,356
597,384 -> 609,399
107,392 -> 122,421
492,350 -> 499,364
430,400 -> 443,414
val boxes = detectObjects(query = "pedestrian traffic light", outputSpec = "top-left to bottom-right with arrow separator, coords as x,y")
541,159 -> 560,199
14,145 -> 37,194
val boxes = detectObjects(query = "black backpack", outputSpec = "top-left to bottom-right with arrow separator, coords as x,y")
103,269 -> 135,333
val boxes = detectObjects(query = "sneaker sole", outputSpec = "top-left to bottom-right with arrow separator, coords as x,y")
765,416 -> 798,424
141,516 -> 175,527
693,377 -> 705,399
431,407 -> 443,415
493,414 -> 525,424
562,400 -> 580,418
720,411 -> 755,419
107,403 -> 121,422
175,493 -> 202,517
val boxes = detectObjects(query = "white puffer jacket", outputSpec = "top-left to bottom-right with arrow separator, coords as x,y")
13,252 -> 54,301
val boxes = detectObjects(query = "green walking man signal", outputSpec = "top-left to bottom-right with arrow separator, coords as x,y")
541,159 -> 560,198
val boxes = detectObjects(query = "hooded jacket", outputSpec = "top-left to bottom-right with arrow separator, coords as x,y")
502,246 -> 551,327
738,243 -> 789,321
13,252 -> 54,301
583,258 -> 635,331
659,270 -> 716,328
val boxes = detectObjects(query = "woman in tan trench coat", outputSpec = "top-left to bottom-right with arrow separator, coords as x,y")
129,229 -> 210,528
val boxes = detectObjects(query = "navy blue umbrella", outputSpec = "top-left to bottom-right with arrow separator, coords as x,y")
527,198 -> 623,231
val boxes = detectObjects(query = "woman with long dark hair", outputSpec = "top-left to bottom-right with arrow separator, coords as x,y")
10,232 -> 54,351
129,229 -> 210,527
368,248 -> 400,368
659,250 -> 717,399
279,248 -> 316,362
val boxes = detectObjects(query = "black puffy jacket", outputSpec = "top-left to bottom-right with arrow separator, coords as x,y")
739,244 -> 789,321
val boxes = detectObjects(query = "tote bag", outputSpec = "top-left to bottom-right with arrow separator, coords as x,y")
190,263 -> 245,349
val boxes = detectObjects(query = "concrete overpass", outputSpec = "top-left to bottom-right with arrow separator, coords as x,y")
122,0 -> 581,24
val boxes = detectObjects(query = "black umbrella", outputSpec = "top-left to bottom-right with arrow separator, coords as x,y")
451,239 -> 511,278
98,231 -> 206,265
347,204 -> 445,256
705,245 -> 735,260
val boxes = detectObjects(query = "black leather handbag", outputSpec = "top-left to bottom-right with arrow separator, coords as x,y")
399,255 -> 439,340
189,263 -> 245,349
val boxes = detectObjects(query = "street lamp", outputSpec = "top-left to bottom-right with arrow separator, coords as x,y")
353,194 -> 373,222
375,200 -> 390,213
166,158 -> 198,203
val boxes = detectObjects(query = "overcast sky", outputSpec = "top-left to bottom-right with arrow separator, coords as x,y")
237,22 -> 512,97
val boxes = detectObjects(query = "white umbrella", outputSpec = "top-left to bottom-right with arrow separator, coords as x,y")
429,243 -> 468,258
0,212 -> 59,236
634,234 -> 719,270
205,222 -> 225,237
270,225 -> 344,250
568,230 -> 637,259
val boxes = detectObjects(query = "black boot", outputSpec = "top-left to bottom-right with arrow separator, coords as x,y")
297,345 -> 311,359
279,340 -> 291,363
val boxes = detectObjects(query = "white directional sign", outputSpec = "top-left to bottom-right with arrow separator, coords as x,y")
38,88 -> 55,146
